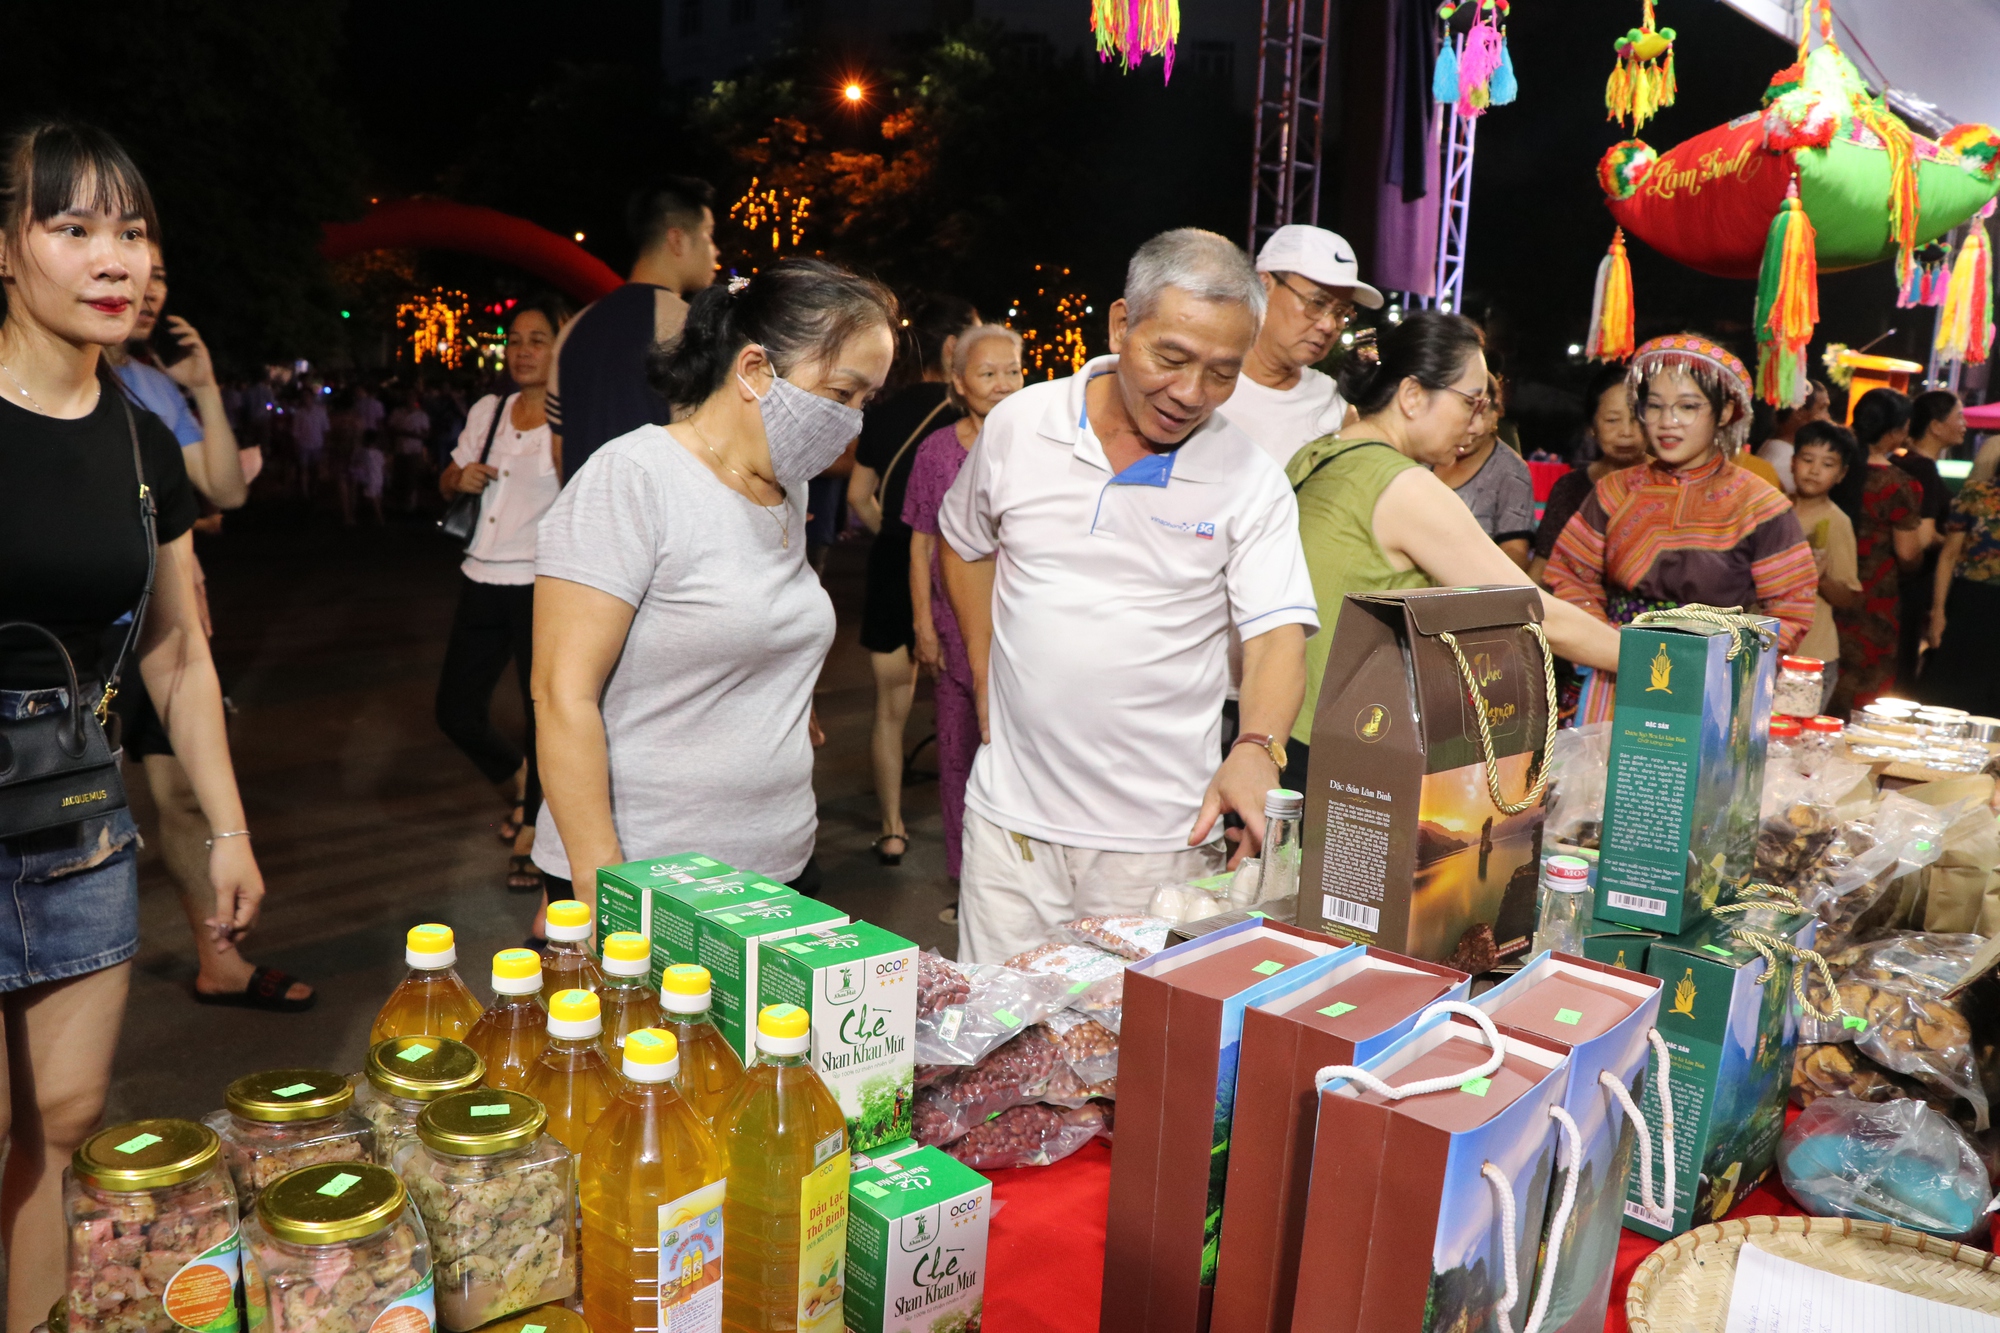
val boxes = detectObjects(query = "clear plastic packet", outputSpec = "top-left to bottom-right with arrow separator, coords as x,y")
1755,757 -> 1872,884
1794,794 -> 1952,952
1041,1008 -> 1118,1085
1543,722 -> 1611,850
1147,883 -> 1230,926
1792,1042 -> 1932,1109
912,1027 -> 1064,1146
915,950 -> 1073,1068
1039,1060 -> 1116,1108
1779,1094 -> 1993,1239
1800,933 -> 1989,1130
939,1101 -> 1108,1171
1005,941 -> 1130,1032
1059,915 -> 1171,962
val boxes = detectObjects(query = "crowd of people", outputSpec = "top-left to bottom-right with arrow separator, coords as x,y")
8,107 -> 2000,1318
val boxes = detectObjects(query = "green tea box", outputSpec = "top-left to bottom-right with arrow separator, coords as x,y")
845,1142 -> 990,1333
595,853 -> 739,965
693,894 -> 851,1062
1623,908 -> 1816,1239
759,922 -> 917,1152
1581,924 -> 1658,974
1594,617 -> 1777,933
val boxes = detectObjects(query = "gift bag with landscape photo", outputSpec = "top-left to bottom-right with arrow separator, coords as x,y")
1298,586 -> 1556,970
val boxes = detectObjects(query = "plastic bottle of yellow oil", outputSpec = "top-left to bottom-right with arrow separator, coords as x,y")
661,963 -> 745,1131
464,948 -> 550,1092
543,899 -> 605,996
369,924 -> 486,1044
580,1028 -> 726,1333
525,988 -> 621,1153
598,933 -> 665,1063
718,1004 -> 850,1333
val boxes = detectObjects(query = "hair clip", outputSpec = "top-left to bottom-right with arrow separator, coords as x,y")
1352,328 -> 1381,365
727,275 -> 751,295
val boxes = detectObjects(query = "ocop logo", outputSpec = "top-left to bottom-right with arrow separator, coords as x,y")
873,957 -> 909,977
949,1198 -> 983,1219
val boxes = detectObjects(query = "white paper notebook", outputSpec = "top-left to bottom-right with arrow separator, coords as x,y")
1724,1239 -> 2000,1333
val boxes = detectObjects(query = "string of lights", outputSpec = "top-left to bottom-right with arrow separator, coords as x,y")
1006,265 -> 1094,379
729,176 -> 813,256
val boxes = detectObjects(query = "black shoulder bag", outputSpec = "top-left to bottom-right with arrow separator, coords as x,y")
437,392 -> 514,548
0,390 -> 156,838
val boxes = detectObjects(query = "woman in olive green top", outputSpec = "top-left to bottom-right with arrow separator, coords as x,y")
1285,313 -> 1622,766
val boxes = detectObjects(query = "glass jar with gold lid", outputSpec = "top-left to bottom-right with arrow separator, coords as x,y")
244,1161 -> 432,1333
354,1034 -> 486,1167
404,1088 -> 576,1329
204,1068 -> 375,1210
63,1119 -> 240,1333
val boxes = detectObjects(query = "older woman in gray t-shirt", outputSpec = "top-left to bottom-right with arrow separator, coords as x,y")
531,260 -> 897,907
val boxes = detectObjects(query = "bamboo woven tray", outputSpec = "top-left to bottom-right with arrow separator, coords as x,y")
1626,1214 -> 2000,1331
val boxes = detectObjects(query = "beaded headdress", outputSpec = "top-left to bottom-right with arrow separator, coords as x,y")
1626,332 -> 1753,449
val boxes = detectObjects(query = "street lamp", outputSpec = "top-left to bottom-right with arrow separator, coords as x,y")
843,82 -> 865,104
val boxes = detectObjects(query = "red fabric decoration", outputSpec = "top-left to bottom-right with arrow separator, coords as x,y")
321,199 -> 623,304
1603,118 -> 1790,279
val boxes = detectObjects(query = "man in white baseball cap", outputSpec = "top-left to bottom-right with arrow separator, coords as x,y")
1223,224 -> 1384,471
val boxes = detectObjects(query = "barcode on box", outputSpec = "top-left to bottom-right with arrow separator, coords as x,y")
1322,895 -> 1379,931
1607,891 -> 1667,917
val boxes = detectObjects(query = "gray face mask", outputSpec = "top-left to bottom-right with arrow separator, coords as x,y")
740,364 -> 864,488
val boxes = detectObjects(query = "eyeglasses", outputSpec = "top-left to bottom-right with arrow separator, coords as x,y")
1640,398 -> 1713,424
1273,273 -> 1358,326
1435,384 -> 1492,417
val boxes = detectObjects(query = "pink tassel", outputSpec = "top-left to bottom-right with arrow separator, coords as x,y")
1457,22 -> 1504,116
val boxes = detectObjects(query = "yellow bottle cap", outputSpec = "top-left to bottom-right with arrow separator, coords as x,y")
546,988 -> 602,1039
406,923 -> 456,968
546,900 -> 592,942
491,948 -> 543,995
622,1027 -> 680,1082
602,932 -> 651,978
661,963 -> 712,1014
757,1003 -> 811,1056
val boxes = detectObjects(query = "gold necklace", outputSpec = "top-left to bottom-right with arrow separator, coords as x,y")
686,420 -> 789,548
0,360 -> 43,412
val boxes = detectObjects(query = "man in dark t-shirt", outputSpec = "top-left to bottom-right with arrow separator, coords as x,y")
548,176 -> 719,481
1895,390 -> 1964,682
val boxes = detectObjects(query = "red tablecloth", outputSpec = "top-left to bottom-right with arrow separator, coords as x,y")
982,1140 -> 1807,1332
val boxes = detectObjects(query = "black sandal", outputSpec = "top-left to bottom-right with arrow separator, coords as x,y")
193,966 -> 318,1013
507,854 -> 544,893
498,803 -> 526,843
873,833 -> 907,866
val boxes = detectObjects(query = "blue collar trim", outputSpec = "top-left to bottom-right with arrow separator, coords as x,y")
1109,450 -> 1177,488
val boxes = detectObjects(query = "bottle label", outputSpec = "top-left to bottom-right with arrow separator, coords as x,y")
658,1177 -> 726,1331
366,1270 -> 436,1333
163,1229 -> 242,1333
797,1147 -> 850,1331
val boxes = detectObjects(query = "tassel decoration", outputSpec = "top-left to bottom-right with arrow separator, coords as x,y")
1754,181 -> 1820,407
1091,0 -> 1182,79
1456,21 -> 1503,115
1490,35 -> 1518,106
1432,35 -> 1461,105
1898,241 -> 1952,309
1606,1 -> 1678,131
1586,229 -> 1637,362
1937,210 -> 1994,366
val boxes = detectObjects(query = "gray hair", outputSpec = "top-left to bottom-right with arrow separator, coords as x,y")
950,323 -> 1024,378
1123,228 -> 1266,326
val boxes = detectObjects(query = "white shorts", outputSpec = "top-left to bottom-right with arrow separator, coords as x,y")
957,809 -> 1225,964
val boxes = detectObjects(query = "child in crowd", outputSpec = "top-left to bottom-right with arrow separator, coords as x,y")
1791,421 -> 1863,711
350,442 -> 387,526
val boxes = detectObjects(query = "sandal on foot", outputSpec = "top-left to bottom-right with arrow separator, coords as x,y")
507,854 -> 544,893
498,803 -> 526,843
873,834 -> 907,866
193,966 -> 318,1013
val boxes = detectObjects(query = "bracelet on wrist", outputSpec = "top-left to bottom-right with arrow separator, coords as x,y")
205,829 -> 251,849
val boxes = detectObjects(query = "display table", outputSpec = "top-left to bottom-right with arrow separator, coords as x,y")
982,1140 -> 1808,1332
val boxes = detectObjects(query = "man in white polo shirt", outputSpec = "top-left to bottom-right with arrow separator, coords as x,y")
1222,224 -> 1381,470
937,228 -> 1318,963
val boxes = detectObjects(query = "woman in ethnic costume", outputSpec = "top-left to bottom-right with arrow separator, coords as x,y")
1545,334 -> 1818,721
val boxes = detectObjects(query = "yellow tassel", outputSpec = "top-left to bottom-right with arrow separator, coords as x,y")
1587,229 -> 1637,361
1938,213 -> 1995,365
1755,184 -> 1820,405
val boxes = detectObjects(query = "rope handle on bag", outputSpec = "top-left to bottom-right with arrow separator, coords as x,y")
1314,1001 -> 1504,1096
1713,886 -> 1848,1024
1601,1029 -> 1678,1228
1628,603 -> 1777,661
1483,1105 -> 1585,1333
1435,622 -> 1558,816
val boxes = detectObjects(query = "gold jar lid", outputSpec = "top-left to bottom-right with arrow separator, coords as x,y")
49,1296 -> 68,1333
257,1161 -> 406,1246
417,1089 -> 547,1157
73,1119 -> 220,1192
226,1069 -> 355,1123
466,1304 -> 591,1333
364,1035 -> 484,1101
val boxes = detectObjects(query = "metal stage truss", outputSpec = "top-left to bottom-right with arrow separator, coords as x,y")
1248,0 -> 1333,251
1431,103 -> 1476,312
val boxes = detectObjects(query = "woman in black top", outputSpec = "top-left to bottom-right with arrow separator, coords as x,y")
844,292 -> 976,865
0,122 -> 264,1319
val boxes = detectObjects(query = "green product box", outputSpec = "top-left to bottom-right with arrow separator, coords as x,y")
693,895 -> 851,1063
597,860 -> 790,985
1622,908 -> 1815,1239
845,1142 -> 990,1333
759,922 -> 917,1152
595,853 -> 738,956
1582,923 -> 1657,974
1594,618 -> 1776,933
